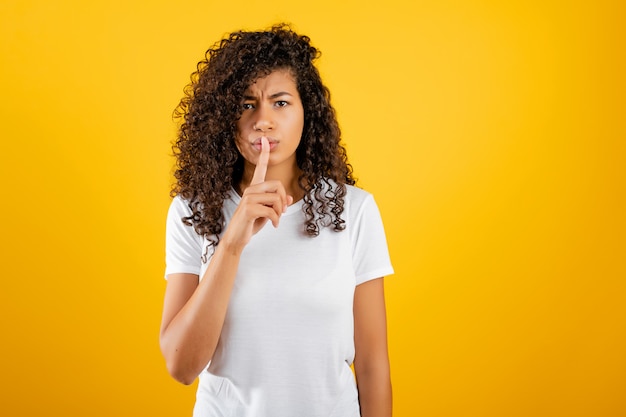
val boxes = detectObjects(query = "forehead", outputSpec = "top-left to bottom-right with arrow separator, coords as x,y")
245,69 -> 297,93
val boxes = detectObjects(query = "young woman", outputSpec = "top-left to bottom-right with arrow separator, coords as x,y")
160,24 -> 394,417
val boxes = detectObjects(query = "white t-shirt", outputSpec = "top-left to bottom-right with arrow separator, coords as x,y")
165,184 -> 394,417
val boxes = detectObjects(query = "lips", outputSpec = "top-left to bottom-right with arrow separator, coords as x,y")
252,137 -> 278,151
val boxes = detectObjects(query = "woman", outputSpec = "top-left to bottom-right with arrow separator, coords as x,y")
160,24 -> 394,417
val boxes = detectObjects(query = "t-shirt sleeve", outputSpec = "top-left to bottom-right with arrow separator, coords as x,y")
164,196 -> 204,278
351,194 -> 394,285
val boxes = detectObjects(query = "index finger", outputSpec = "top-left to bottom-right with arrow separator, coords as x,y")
251,136 -> 269,185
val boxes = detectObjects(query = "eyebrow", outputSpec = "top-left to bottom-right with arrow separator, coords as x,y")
243,91 -> 294,100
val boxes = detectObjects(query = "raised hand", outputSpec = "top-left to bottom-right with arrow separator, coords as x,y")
221,137 -> 291,251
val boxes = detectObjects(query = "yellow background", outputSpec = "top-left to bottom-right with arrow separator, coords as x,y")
1,0 -> 624,415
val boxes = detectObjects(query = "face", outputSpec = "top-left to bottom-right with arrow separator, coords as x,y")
235,69 -> 304,173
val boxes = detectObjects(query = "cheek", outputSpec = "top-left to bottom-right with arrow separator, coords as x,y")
235,117 -> 247,137
291,107 -> 305,135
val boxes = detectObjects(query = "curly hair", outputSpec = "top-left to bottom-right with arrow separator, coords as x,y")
172,23 -> 355,250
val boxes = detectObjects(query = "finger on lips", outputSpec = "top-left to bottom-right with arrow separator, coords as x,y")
250,136 -> 269,186
245,136 -> 291,219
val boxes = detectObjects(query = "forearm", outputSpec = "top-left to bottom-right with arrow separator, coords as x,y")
160,242 -> 242,384
355,362 -> 392,417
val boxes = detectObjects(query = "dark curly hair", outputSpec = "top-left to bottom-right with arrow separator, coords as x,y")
172,23 -> 355,251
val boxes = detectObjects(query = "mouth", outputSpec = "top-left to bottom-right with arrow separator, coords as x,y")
252,137 -> 278,151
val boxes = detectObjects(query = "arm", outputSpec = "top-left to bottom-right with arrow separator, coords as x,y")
353,277 -> 392,417
159,137 -> 289,384
158,245 -> 242,385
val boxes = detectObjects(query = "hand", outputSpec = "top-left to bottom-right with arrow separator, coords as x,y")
222,137 -> 292,251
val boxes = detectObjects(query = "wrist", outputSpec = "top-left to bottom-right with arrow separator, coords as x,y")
218,232 -> 246,257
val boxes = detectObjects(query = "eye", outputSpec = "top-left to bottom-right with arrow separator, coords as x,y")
275,100 -> 288,108
242,103 -> 254,110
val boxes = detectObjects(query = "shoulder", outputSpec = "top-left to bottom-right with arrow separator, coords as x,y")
168,195 -> 193,216
344,184 -> 373,203
314,180 -> 376,212
166,196 -> 197,234
343,184 -> 377,216
319,179 -> 372,202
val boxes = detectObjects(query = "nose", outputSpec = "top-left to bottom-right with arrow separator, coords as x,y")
252,103 -> 274,132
